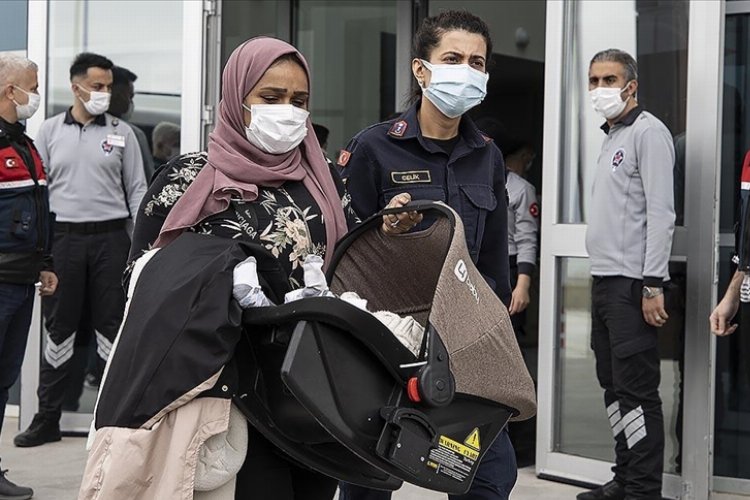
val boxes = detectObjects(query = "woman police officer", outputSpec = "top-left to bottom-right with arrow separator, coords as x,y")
337,9 -> 519,500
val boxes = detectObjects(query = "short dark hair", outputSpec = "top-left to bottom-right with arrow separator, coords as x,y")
410,10 -> 493,102
590,49 -> 638,82
112,66 -> 138,86
413,10 -> 493,63
312,123 -> 329,145
69,52 -> 113,81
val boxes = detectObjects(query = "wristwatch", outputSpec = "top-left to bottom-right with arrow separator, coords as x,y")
642,286 -> 663,299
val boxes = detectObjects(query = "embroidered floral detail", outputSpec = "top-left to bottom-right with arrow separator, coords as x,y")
143,153 -> 206,216
341,191 -> 361,224
258,189 -> 325,270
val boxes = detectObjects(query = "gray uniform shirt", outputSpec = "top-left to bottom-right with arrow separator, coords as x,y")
585,107 -> 675,284
36,110 -> 147,226
506,171 -> 539,275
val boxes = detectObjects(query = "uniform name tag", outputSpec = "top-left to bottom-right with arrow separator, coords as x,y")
106,134 -> 126,148
391,170 -> 431,184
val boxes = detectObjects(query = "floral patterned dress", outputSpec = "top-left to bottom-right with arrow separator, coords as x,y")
130,152 -> 359,288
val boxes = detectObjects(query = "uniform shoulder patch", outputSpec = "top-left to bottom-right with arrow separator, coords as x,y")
337,149 -> 351,167
529,202 -> 539,218
388,120 -> 408,137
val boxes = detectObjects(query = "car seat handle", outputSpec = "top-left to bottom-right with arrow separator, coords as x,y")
379,200 -> 456,224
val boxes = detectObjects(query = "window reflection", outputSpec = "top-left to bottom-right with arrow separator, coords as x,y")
0,0 -> 27,52
294,0 -> 398,160
47,0 -> 182,149
558,0 -> 688,226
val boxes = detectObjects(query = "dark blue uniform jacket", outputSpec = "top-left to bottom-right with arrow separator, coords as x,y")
338,100 -> 511,306
0,118 -> 53,284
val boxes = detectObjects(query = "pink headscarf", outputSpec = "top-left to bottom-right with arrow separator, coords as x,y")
154,37 -> 348,267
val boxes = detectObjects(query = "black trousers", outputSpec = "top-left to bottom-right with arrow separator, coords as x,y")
38,227 -> 130,420
591,276 -> 664,499
235,425 -> 337,500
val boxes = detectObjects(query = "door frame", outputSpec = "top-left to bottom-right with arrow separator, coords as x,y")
535,2 -> 725,499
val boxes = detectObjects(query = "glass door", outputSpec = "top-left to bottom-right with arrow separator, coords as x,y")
20,0 -> 203,433
536,2 -> 724,499
713,2 -> 750,496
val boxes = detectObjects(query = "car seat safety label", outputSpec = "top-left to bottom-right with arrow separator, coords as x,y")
425,435 -> 478,482
464,428 -> 481,451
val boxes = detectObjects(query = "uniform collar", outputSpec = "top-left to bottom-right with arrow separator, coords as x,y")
600,105 -> 643,134
0,116 -> 27,141
64,107 -> 107,127
388,99 -> 490,153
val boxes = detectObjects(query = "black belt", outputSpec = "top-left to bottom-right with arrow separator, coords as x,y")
54,219 -> 127,234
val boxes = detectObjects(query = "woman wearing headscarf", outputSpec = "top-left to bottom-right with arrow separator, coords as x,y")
79,37 -> 417,500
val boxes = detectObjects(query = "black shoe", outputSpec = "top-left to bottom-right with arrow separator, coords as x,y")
83,373 -> 100,390
13,414 -> 61,448
577,480 -> 626,500
0,468 -> 33,500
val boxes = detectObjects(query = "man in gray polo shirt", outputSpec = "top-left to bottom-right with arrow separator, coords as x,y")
577,49 -> 675,500
14,52 -> 146,447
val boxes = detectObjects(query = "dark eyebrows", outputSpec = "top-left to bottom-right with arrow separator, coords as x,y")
589,73 -> 619,82
258,86 -> 288,93
258,87 -> 309,97
439,50 -> 485,62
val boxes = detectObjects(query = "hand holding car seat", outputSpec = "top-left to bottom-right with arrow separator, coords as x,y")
381,192 -> 423,235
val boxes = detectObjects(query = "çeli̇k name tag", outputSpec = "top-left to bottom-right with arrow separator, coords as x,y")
106,134 -> 126,148
391,170 -> 432,184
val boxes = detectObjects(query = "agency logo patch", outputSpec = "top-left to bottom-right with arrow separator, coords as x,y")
101,139 -> 114,156
391,170 -> 431,184
388,120 -> 408,137
611,148 -> 626,171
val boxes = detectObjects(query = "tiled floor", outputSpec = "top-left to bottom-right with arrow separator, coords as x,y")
0,417 -> 585,499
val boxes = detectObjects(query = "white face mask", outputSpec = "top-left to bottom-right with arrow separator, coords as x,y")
589,84 -> 631,119
420,60 -> 489,119
12,85 -> 41,120
243,103 -> 309,155
77,84 -> 111,116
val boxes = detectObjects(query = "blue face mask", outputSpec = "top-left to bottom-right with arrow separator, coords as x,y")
420,60 -> 489,119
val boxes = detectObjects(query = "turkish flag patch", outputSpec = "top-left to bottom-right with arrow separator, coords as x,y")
337,149 -> 351,167
529,202 -> 539,218
4,158 -> 18,168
